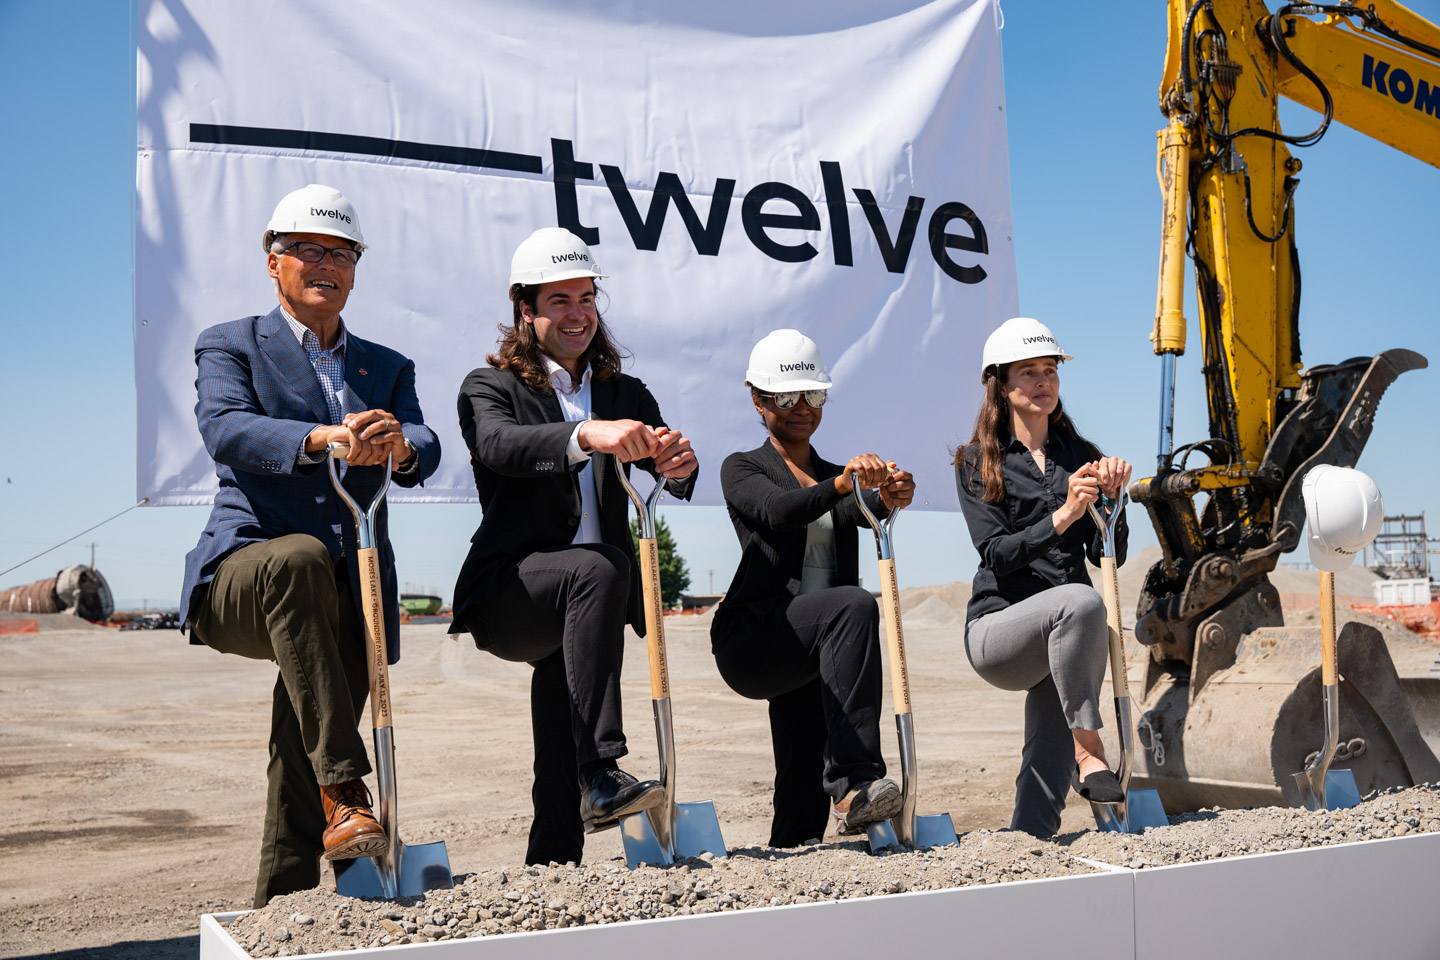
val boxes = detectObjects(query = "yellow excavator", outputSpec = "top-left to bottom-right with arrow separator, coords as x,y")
1124,0 -> 1440,809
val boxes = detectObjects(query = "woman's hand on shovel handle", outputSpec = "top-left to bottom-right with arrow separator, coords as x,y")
1093,457 -> 1132,500
1053,463 -> 1100,534
834,454 -> 891,496
652,426 -> 697,480
879,463 -> 915,512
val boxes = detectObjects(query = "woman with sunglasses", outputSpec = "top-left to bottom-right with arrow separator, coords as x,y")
711,329 -> 914,846
955,317 -> 1130,838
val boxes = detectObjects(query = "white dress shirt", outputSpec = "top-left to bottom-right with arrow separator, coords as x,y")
544,357 -> 602,545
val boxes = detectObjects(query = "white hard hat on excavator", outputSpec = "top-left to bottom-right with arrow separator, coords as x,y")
1301,464 -> 1384,572
262,184 -> 367,252
509,227 -> 607,287
979,317 -> 1075,384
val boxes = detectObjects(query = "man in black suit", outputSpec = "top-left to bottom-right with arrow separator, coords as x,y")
451,227 -> 697,865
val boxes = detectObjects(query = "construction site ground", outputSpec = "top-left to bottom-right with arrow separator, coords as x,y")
2,549 -> 1435,959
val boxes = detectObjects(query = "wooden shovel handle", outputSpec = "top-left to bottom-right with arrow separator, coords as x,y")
1099,556 -> 1130,701
878,557 -> 912,715
1320,571 -> 1337,686
356,546 -> 393,729
638,538 -> 670,700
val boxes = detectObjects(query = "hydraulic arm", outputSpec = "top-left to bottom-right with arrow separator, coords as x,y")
1120,1 -> 1440,809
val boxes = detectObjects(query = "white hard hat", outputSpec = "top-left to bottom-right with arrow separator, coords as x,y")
980,317 -> 1073,383
264,184 -> 366,252
745,329 -> 833,391
1301,465 -> 1384,572
509,227 -> 606,286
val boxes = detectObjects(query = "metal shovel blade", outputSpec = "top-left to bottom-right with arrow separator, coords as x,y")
333,839 -> 454,899
674,800 -> 727,859
620,809 -> 672,869
913,812 -> 959,848
621,801 -> 726,869
1293,767 -> 1362,811
1092,787 -> 1168,834
865,819 -> 900,852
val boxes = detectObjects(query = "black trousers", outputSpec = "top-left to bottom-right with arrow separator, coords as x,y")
460,543 -> 631,866
713,585 -> 886,847
1010,674 -> 1075,838
189,535 -> 370,908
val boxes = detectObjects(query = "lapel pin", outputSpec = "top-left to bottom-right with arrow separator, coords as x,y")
358,368 -> 368,375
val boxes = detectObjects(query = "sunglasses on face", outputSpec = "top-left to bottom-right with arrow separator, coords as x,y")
279,240 -> 361,269
760,389 -> 829,410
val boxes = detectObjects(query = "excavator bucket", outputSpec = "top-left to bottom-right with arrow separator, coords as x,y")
1117,621 -> 1440,812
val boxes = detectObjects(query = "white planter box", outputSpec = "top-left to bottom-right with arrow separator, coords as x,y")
200,866 -> 1134,959
199,833 -> 1440,960
1131,831 -> 1440,960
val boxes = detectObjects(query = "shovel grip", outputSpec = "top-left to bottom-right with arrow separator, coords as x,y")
878,558 -> 911,715
638,538 -> 670,700
357,546 -> 393,729
1320,571 -> 1337,686
1099,556 -> 1130,701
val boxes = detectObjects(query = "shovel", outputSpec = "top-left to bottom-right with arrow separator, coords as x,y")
1291,570 -> 1362,810
613,458 -> 727,868
852,484 -> 958,851
1086,492 -> 1168,833
326,443 -> 453,899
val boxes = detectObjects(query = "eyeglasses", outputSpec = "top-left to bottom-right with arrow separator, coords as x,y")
279,240 -> 361,269
759,389 -> 829,410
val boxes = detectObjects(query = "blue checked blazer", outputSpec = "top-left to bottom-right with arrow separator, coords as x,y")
180,307 -> 440,663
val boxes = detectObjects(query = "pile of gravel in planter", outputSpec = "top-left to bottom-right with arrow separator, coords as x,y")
223,783 -> 1440,957
1067,782 -> 1440,868
224,830 -> 1090,956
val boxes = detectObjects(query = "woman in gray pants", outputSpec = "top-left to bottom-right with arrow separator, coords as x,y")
954,317 -> 1131,838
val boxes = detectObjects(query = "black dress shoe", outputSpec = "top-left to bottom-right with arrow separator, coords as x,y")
580,768 -> 665,834
1072,764 -> 1125,803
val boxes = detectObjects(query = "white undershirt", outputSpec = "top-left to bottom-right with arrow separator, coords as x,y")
544,358 -> 602,545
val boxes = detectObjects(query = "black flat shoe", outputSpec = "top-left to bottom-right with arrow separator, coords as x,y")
1072,764 -> 1125,803
580,768 -> 665,834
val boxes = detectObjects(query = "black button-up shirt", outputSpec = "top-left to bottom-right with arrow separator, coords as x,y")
955,430 -> 1127,629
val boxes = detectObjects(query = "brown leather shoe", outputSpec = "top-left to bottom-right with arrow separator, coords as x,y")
320,779 -> 387,861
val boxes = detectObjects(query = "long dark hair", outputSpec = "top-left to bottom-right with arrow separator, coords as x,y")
487,281 -> 629,389
953,360 -> 1101,503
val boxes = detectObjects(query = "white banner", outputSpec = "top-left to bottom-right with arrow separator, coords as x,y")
135,0 -> 1017,507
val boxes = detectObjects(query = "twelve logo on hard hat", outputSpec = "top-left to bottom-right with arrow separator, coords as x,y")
309,207 -> 353,223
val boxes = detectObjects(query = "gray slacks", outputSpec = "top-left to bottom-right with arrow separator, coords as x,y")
965,583 -> 1108,837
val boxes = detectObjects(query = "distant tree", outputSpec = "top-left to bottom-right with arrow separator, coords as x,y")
630,515 -> 691,609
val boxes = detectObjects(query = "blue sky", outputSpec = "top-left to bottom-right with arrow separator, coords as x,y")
1,0 -> 1436,608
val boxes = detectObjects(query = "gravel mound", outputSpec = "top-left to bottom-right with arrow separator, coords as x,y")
224,831 -> 1092,956
223,784 -> 1440,956
1066,782 -> 1440,868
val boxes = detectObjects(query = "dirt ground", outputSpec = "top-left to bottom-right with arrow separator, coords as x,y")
2,564 -> 1435,958
0,609 -> 1081,959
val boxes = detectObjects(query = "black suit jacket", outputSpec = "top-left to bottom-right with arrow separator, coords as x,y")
712,441 -> 881,647
450,365 -> 696,636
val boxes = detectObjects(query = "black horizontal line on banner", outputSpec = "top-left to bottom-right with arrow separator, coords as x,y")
189,124 -> 544,174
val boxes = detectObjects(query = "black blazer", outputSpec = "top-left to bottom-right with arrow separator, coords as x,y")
450,365 -> 695,636
712,441 -> 881,646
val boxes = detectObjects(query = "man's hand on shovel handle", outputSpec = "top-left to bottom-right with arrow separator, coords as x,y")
652,427 -> 697,480
578,419 -> 662,463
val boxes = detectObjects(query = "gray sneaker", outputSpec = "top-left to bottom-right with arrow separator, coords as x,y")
833,779 -> 902,835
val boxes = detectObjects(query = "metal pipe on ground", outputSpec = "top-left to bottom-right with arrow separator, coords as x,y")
0,565 -> 113,622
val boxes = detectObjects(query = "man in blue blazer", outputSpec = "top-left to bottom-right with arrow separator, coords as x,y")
180,185 -> 440,908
